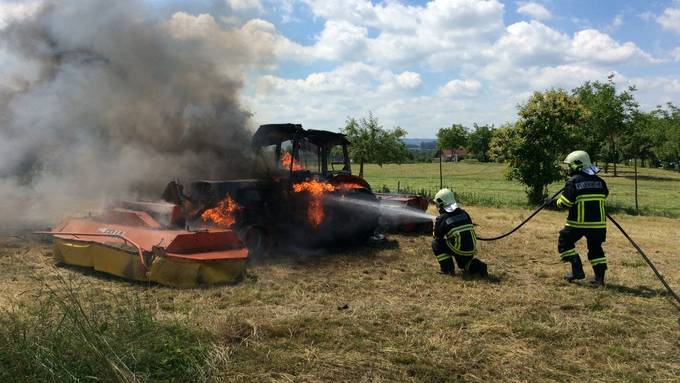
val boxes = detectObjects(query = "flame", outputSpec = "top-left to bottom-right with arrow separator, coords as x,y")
201,195 -> 240,227
293,180 -> 335,227
281,152 -> 304,171
336,182 -> 365,190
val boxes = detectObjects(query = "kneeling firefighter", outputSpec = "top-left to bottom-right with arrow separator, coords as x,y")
556,150 -> 609,286
431,188 -> 488,277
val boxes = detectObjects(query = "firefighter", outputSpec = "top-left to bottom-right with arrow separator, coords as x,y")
431,188 -> 488,277
556,150 -> 609,286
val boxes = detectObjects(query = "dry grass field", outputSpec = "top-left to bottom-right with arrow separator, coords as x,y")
1,206 -> 679,382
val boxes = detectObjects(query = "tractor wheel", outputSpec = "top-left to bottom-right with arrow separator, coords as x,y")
242,225 -> 271,258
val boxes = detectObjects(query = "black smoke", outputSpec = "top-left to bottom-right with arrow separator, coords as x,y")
0,0 -> 262,226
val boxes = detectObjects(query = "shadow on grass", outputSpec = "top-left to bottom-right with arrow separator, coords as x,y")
621,174 -> 680,182
248,237 -> 401,267
459,271 -> 503,284
56,261 -> 246,289
605,283 -> 671,298
606,203 -> 678,219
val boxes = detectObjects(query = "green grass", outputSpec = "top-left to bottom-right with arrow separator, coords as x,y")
0,276 -> 212,383
362,161 -> 680,217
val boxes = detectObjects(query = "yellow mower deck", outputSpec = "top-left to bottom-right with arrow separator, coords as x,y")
47,208 -> 249,287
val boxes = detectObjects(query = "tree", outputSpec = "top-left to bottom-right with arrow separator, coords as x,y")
436,124 -> 468,152
651,103 -> 680,171
341,112 -> 409,177
503,89 -> 582,204
572,74 -> 638,176
620,111 -> 656,167
488,123 -> 515,163
467,124 -> 495,162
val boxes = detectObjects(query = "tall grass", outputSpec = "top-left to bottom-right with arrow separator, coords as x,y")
0,275 -> 212,382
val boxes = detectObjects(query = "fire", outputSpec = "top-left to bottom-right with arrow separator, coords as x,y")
201,195 -> 240,227
336,182 -> 364,190
281,152 -> 304,171
293,180 -> 335,227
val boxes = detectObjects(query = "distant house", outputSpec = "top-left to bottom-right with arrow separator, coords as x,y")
433,148 -> 467,162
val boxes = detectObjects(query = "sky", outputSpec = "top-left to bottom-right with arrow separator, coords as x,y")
2,0 -> 680,137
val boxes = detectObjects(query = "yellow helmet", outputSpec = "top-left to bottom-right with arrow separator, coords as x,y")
434,188 -> 457,212
563,150 -> 592,172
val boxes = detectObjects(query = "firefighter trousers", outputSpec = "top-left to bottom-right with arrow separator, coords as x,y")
557,227 -> 607,269
432,239 -> 486,275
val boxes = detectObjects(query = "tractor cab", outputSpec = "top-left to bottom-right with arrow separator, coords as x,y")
251,124 -> 355,182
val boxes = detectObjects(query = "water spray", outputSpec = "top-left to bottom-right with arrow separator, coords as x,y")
325,194 -> 435,222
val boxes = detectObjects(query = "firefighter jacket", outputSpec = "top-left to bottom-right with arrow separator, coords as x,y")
556,172 -> 609,229
433,208 -> 477,258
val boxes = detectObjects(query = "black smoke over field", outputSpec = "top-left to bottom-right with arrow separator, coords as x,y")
0,0 -> 267,226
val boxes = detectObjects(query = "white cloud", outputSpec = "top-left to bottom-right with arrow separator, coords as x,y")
245,64 -> 495,136
492,21 -> 570,66
438,79 -> 482,97
395,71 -> 422,90
517,2 -> 552,20
301,0 -> 505,67
672,47 -> 680,62
628,76 -> 680,110
270,0 -> 296,22
238,2 -> 661,136
488,21 -> 655,68
657,6 -> 680,33
608,13 -> 624,31
311,20 -> 368,61
255,63 -> 422,96
638,11 -> 654,22
569,29 -> 654,64
528,65 -> 612,90
226,0 -> 264,13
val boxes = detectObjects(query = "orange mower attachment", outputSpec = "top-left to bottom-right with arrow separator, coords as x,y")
40,206 -> 248,287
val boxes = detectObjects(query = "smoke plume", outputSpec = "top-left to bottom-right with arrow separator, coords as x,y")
0,0 -> 271,227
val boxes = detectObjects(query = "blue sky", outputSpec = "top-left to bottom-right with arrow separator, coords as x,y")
4,0 -> 679,137
240,0 -> 680,137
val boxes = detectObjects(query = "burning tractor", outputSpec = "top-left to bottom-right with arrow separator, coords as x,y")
172,124 -> 384,256
44,123 -> 430,286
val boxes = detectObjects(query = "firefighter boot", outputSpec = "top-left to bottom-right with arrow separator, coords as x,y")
589,264 -> 606,287
465,258 -> 488,278
564,256 -> 585,282
439,257 -> 455,276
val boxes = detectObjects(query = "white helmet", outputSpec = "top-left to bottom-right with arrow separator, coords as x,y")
434,188 -> 458,212
563,150 -> 592,172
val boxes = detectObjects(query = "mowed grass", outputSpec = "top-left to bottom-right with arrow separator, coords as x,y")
1,206 -> 679,382
362,161 -> 680,217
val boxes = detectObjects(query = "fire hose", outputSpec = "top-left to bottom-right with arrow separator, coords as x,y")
606,213 -> 680,323
475,188 -> 680,322
475,187 -> 565,241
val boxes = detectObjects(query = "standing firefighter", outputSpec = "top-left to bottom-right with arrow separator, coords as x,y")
431,188 -> 488,277
556,150 -> 609,286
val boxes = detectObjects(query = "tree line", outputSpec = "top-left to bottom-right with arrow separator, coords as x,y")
491,75 -> 680,203
342,75 -> 679,203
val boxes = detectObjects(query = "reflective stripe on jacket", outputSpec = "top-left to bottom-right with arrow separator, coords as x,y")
433,209 -> 477,257
556,173 -> 609,229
